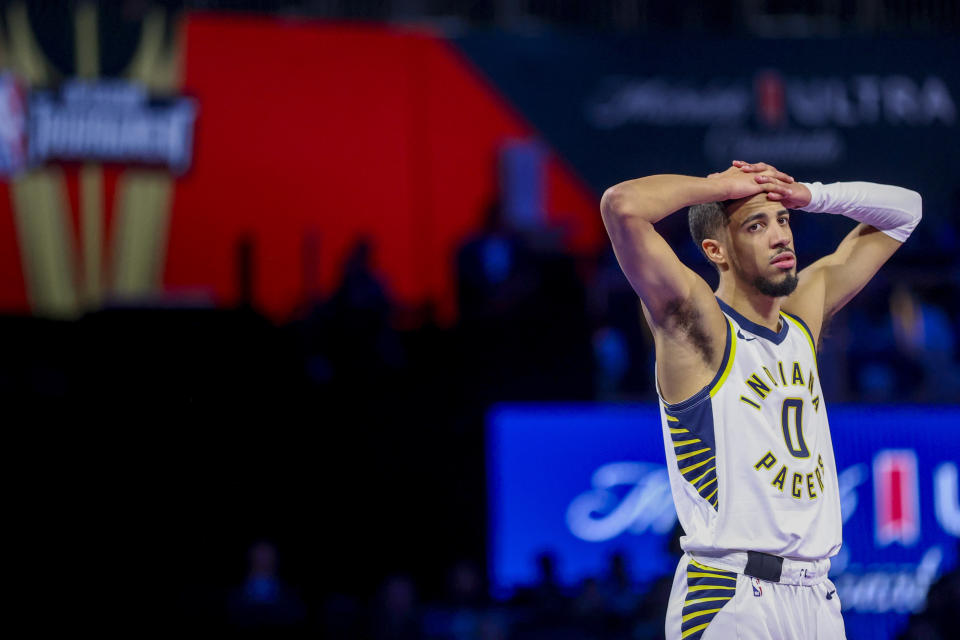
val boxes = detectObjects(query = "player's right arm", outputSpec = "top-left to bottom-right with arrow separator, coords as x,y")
600,168 -> 794,402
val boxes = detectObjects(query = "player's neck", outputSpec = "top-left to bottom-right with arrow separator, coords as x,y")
715,282 -> 783,332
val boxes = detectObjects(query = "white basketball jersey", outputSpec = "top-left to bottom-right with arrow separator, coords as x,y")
657,298 -> 842,562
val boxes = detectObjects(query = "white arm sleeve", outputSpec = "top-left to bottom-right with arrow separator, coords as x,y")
799,181 -> 922,243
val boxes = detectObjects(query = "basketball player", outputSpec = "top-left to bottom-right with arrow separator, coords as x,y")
600,161 -> 921,639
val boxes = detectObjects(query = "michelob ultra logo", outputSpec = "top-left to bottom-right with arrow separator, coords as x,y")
588,71 -> 957,129
587,70 -> 957,165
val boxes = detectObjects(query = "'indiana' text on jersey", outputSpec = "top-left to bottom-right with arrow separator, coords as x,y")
656,298 -> 842,562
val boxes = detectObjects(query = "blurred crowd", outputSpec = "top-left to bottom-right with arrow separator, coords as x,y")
212,538 -> 682,639
211,537 -> 960,639
3,197 -> 957,636
291,198 -> 960,408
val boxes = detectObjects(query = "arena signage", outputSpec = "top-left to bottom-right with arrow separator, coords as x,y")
0,74 -> 196,176
454,34 -> 960,208
487,404 -> 960,640
587,73 -> 956,129
30,80 -> 196,172
586,72 -> 956,165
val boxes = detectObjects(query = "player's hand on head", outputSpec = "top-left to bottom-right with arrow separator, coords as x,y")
708,165 -> 795,202
730,160 -> 811,208
731,160 -> 795,184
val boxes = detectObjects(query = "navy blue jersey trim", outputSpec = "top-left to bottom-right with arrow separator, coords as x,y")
716,297 -> 789,345
665,398 -> 721,512
681,559 -> 737,639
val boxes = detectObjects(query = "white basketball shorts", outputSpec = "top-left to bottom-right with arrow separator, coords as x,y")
665,554 -> 846,639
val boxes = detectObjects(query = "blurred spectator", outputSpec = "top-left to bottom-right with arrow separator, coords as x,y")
601,552 -> 640,619
897,541 -> 960,640
334,239 -> 390,323
329,237 -> 405,375
530,551 -> 565,616
592,326 -> 630,399
226,541 -> 306,631
322,593 -> 364,640
890,284 -> 960,402
509,550 -> 570,636
456,201 -> 593,404
372,574 -> 422,640
448,560 -> 486,609
588,248 -> 654,400
571,576 -> 606,636
632,522 -> 686,640
294,235 -> 408,412
847,282 -> 921,402
423,560 -> 498,640
457,201 -> 534,324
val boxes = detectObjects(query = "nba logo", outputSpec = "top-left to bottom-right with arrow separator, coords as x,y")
751,577 -> 763,597
874,450 -> 921,547
0,72 -> 27,176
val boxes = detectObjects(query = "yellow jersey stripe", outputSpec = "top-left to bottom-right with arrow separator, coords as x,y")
686,584 -> 736,592
666,415 -> 679,422
689,559 -> 730,573
709,318 -> 737,397
681,607 -> 723,623
681,622 -> 711,639
704,487 -> 719,501
686,571 -> 736,581
679,456 -> 716,475
690,466 -> 716,485
782,312 -> 818,374
669,427 -> 689,434
673,438 -> 702,447
676,447 -> 711,461
697,476 -> 717,491
683,596 -> 733,606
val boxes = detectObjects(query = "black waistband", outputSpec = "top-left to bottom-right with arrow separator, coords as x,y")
744,551 -> 784,582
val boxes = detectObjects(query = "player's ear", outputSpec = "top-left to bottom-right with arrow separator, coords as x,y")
702,238 -> 727,269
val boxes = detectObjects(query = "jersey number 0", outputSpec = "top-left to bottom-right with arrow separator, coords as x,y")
781,398 -> 810,458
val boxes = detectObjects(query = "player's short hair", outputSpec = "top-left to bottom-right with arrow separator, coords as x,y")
689,200 -> 734,270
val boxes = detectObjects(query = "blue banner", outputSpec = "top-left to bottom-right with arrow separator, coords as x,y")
487,404 -> 960,639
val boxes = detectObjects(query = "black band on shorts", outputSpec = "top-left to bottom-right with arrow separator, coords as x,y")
744,551 -> 784,582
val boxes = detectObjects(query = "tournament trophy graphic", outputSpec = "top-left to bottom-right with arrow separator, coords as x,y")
0,1 -> 195,317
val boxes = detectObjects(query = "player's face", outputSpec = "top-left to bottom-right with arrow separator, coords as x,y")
725,195 -> 799,298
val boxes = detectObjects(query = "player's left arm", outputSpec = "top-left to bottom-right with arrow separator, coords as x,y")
734,163 -> 922,345
784,180 -> 921,344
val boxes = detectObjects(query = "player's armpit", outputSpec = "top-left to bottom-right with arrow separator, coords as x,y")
601,202 -> 725,333
601,200 -> 727,404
